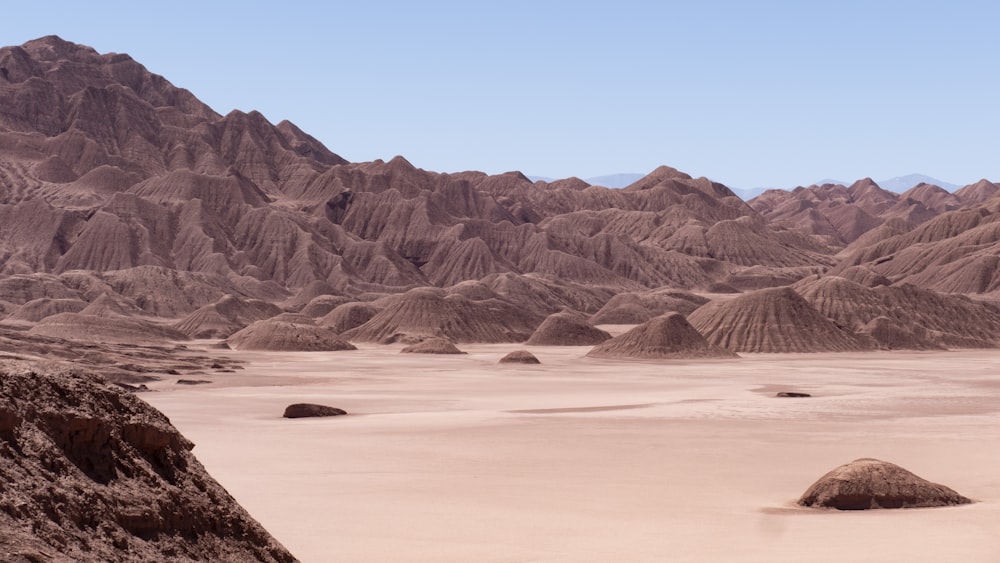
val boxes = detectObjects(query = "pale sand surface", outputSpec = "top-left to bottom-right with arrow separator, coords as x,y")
145,346 -> 1000,562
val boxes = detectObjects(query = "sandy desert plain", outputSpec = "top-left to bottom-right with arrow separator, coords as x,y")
143,337 -> 1000,563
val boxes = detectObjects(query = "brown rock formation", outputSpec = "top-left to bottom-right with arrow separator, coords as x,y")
172,294 -> 281,339
687,287 -> 874,353
833,266 -> 891,287
400,338 -> 466,354
226,320 -> 355,351
749,180 -> 901,246
798,458 -> 972,510
344,287 -> 540,344
831,198 -> 1000,294
3,33 -> 1000,349
28,312 -> 189,344
748,177 -> 991,250
0,364 -> 296,561
3,297 -> 87,323
861,316 -> 944,351
499,350 -> 541,364
526,311 -> 611,346
318,301 -> 379,333
0,37 -> 840,305
587,312 -> 737,360
793,276 -> 1000,348
953,179 -> 1000,205
298,295 -> 352,318
0,325 -> 239,384
79,292 -> 138,317
283,403 -> 347,418
589,289 -> 708,325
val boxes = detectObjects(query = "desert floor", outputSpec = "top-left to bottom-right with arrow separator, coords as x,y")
144,344 -> 1000,562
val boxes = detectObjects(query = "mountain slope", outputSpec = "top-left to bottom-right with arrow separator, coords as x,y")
0,36 -> 837,310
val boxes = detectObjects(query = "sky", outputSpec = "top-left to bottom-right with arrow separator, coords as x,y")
7,1 -> 1000,188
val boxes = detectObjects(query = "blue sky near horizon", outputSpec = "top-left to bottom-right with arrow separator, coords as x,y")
7,1 -> 1000,188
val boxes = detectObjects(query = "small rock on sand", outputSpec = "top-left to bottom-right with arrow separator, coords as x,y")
283,403 -> 347,418
499,350 -> 541,364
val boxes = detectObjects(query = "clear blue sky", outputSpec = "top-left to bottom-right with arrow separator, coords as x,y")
8,1 -> 1000,188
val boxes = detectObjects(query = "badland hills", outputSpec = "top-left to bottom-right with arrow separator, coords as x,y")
2,34 -> 1000,561
1,36 -> 998,352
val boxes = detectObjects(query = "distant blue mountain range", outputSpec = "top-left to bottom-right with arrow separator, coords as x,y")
528,172 -> 964,200
871,174 -> 962,193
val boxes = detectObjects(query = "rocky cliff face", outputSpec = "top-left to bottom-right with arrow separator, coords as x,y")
0,363 -> 296,562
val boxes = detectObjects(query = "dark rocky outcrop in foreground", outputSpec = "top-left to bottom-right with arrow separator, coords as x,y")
798,458 -> 972,510
0,364 -> 296,562
499,350 -> 541,364
282,403 -> 347,418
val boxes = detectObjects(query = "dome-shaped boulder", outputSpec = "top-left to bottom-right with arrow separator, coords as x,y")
283,404 -> 347,418
798,458 -> 972,510
499,350 -> 541,364
400,338 -> 466,354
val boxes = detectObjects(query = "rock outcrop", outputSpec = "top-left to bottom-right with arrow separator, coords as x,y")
687,287 -> 874,353
589,289 -> 708,325
282,403 -> 347,418
587,312 -> 737,360
793,276 -> 1000,348
0,364 -> 296,561
172,295 -> 281,339
2,297 -> 87,323
526,311 -> 611,346
28,312 -> 189,344
226,320 -> 356,351
499,350 -> 541,364
344,288 -> 539,344
318,302 -> 379,333
798,458 -> 972,510
830,198 -> 1000,294
400,338 -> 466,354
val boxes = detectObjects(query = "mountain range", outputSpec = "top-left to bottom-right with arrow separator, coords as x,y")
536,174 -> 964,200
812,174 -> 962,194
0,36 -> 998,331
